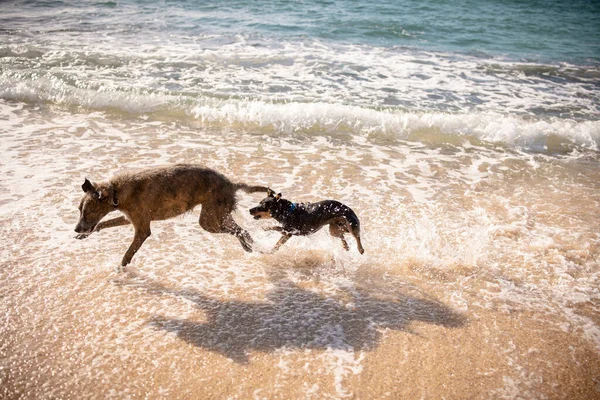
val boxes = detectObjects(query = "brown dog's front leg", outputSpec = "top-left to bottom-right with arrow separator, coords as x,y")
95,216 -> 131,232
75,216 -> 130,240
272,233 -> 292,253
121,225 -> 151,267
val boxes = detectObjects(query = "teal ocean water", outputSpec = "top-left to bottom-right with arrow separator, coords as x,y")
2,1 -> 600,399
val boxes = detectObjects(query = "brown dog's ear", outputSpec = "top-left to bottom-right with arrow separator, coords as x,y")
82,178 -> 95,193
275,193 -> 282,201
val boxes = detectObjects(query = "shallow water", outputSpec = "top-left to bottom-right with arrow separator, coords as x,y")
1,100 -> 599,398
2,0 -> 600,398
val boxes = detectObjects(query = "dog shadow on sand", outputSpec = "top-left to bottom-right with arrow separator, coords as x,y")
115,265 -> 467,364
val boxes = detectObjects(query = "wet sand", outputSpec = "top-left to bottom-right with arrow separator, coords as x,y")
2,252 -> 599,399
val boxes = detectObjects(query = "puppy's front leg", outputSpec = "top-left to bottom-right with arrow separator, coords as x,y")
272,233 -> 292,253
264,226 -> 284,232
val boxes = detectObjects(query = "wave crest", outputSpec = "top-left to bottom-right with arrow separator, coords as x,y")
1,74 -> 598,153
193,99 -> 600,153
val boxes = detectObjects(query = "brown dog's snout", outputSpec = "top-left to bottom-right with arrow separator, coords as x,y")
74,219 -> 94,234
74,222 -> 84,233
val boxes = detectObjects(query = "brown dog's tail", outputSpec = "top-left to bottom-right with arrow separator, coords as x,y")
234,183 -> 269,194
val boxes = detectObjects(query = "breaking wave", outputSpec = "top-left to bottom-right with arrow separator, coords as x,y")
1,74 -> 598,153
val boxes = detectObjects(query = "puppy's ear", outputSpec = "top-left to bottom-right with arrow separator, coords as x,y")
82,178 -> 95,193
267,188 -> 275,197
275,193 -> 282,201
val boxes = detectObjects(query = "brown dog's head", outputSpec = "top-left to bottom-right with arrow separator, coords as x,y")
249,188 -> 282,220
74,178 -> 118,234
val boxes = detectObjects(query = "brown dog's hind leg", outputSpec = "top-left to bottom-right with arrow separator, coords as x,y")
199,206 -> 253,252
199,204 -> 226,234
121,223 -> 151,266
222,214 -> 253,253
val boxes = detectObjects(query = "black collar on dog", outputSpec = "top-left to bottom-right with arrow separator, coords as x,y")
111,186 -> 119,207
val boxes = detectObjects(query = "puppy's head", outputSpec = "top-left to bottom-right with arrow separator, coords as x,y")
74,178 -> 118,234
249,188 -> 282,220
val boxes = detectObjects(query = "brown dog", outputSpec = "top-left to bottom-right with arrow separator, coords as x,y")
74,164 -> 267,266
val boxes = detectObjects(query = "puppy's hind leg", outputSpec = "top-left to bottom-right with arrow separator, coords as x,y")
329,222 -> 350,251
344,217 -> 364,254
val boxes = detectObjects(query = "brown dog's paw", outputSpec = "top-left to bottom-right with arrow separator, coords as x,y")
75,233 -> 91,240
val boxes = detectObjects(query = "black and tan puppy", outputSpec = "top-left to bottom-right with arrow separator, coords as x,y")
75,164 -> 268,266
249,189 -> 365,254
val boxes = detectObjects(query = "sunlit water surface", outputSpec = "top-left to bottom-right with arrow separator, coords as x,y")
1,101 -> 599,398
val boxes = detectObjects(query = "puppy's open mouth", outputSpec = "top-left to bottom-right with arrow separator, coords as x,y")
249,210 -> 270,220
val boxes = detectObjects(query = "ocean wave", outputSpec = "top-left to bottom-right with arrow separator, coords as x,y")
190,99 -> 600,153
2,37 -> 599,154
1,71 -> 597,153
483,62 -> 600,85
2,37 -> 599,122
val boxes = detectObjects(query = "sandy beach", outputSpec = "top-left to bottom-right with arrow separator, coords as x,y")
3,233 -> 599,399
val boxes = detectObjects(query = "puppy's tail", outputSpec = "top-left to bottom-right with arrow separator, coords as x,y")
235,183 -> 269,194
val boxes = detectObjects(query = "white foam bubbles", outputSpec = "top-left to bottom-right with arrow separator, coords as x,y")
192,99 -> 600,152
2,33 -> 599,154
